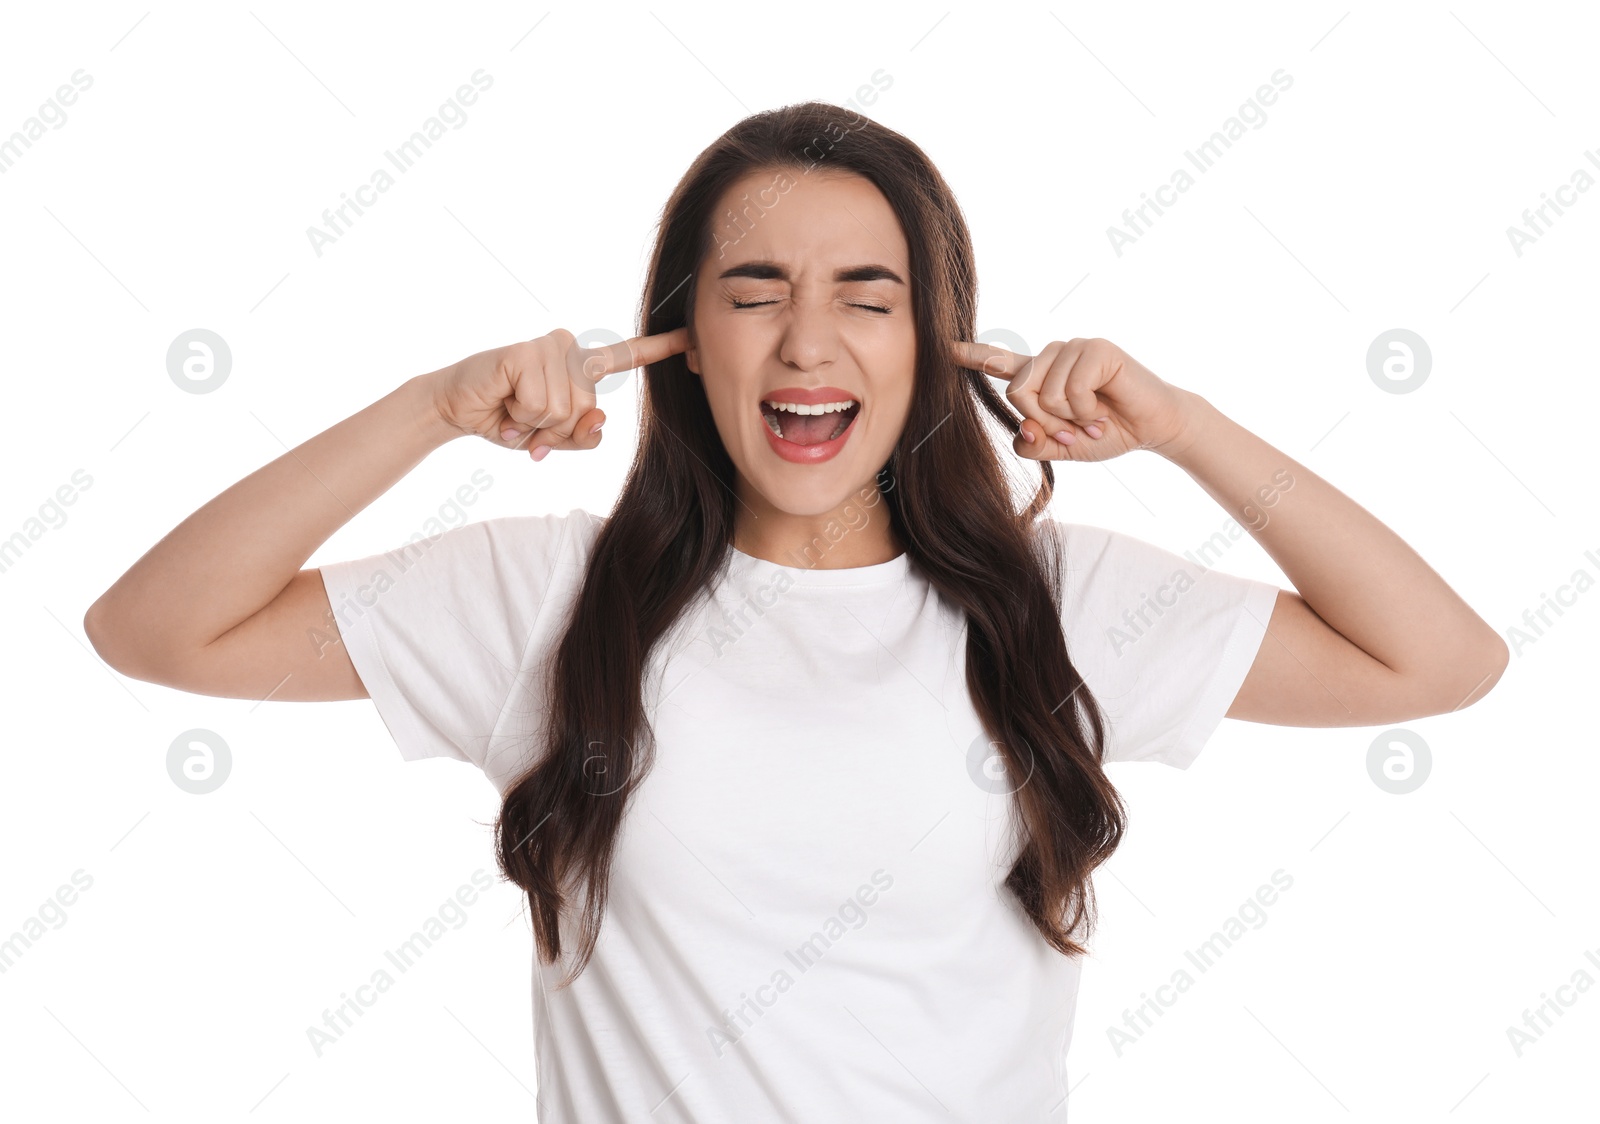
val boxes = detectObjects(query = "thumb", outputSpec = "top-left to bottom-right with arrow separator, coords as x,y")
524,407 -> 607,458
1013,419 -> 1075,462
567,407 -> 607,451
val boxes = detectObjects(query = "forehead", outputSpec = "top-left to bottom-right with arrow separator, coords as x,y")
705,167 -> 908,273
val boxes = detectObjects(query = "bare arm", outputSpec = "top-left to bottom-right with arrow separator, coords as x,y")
83,372 -> 461,699
81,327 -> 681,703
962,335 -> 1510,728
1157,393 -> 1510,725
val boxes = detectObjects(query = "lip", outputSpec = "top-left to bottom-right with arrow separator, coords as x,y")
759,385 -> 860,465
760,385 -> 858,406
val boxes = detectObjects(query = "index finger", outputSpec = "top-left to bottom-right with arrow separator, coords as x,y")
583,326 -> 691,380
952,339 -> 1034,383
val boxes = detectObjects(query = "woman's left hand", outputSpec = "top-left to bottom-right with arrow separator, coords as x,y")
953,337 -> 1197,462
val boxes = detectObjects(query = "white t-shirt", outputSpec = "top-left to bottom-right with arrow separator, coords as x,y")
319,509 -> 1279,1122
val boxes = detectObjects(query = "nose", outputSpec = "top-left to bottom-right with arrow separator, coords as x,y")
776,285 -> 840,371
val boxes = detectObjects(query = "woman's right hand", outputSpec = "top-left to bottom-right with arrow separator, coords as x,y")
428,326 -> 690,458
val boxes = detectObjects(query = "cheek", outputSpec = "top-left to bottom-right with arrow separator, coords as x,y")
695,319 -> 763,380
884,387 -> 915,438
690,331 -> 737,400
696,354 -> 761,435
704,381 -> 745,430
873,338 -> 917,426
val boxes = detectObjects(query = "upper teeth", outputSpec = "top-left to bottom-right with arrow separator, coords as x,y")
763,400 -> 856,415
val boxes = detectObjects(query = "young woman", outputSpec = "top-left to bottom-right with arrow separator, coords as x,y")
85,102 -> 1508,1121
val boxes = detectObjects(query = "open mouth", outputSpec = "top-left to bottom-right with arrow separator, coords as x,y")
760,398 -> 860,446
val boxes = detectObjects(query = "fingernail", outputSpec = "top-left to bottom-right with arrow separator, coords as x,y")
531,445 -> 550,461
1085,424 -> 1102,438
1021,427 -> 1035,443
501,427 -> 520,442
1054,430 -> 1076,445
589,421 -> 604,434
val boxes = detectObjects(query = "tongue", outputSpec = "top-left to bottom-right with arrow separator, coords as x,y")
777,411 -> 840,446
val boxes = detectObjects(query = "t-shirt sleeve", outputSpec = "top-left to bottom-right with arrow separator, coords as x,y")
316,510 -> 593,768
1047,518 -> 1282,769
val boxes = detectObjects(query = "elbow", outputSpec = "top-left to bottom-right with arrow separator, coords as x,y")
1433,631 -> 1510,713
84,598 -> 123,672
1473,630 -> 1511,696
1486,631 -> 1511,678
83,598 -> 110,658
83,596 -> 146,679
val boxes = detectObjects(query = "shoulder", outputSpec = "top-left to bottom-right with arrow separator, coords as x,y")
464,506 -> 604,561
1032,515 -> 1173,585
320,507 -> 605,630
1032,515 -> 1123,556
1030,513 -> 1264,645
314,507 -> 607,773
412,507 -> 604,571
1031,514 -> 1281,767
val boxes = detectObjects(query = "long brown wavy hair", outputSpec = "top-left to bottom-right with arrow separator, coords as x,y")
495,100 -> 1125,987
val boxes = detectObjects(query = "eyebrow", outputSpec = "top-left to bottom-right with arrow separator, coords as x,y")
716,260 -> 906,285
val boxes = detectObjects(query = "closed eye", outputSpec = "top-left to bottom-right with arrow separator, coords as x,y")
730,299 -> 892,314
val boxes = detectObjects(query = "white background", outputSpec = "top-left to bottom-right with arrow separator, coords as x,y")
2,1 -> 1596,1120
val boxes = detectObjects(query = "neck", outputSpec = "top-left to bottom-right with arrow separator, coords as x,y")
731,476 -> 900,570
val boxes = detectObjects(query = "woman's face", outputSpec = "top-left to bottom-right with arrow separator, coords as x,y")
685,167 -> 916,519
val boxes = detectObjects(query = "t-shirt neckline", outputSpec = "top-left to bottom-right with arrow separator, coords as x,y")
726,542 -> 912,587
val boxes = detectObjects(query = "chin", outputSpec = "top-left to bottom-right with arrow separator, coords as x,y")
744,460 -> 868,517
